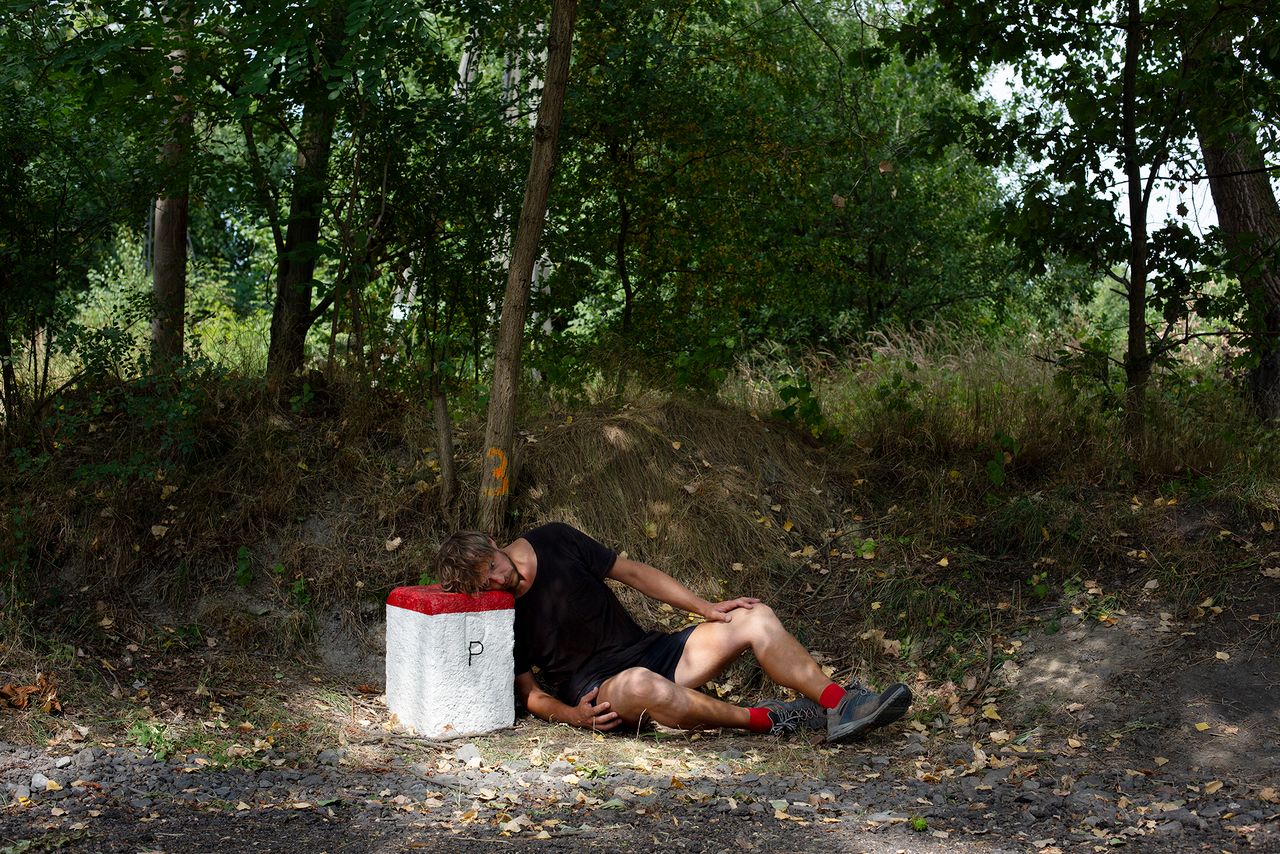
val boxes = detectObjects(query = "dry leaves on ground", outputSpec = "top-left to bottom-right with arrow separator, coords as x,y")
0,672 -> 62,714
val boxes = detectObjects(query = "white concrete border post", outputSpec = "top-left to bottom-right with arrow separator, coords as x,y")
385,585 -> 515,739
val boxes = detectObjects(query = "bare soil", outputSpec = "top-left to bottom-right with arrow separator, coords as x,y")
1,575 -> 1277,853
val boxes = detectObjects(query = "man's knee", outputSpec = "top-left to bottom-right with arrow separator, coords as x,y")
602,667 -> 680,711
735,602 -> 782,633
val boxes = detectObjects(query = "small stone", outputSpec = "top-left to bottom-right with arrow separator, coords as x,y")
317,749 -> 344,767
31,773 -> 49,790
54,756 -> 72,769
1155,819 -> 1184,836
452,743 -> 482,765
14,786 -> 30,800
547,760 -> 573,775
75,748 -> 98,768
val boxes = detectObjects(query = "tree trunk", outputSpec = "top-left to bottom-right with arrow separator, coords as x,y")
1121,0 -> 1151,436
617,184 -> 634,334
475,0 -> 578,533
151,158 -> 189,366
0,298 -> 18,431
1189,36 -> 1280,420
151,3 -> 192,369
433,386 -> 458,513
266,4 -> 345,390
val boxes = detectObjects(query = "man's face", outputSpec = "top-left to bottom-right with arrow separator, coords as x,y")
481,548 -> 520,594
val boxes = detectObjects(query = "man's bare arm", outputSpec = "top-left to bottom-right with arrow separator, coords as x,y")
516,670 -> 620,731
607,556 -> 760,622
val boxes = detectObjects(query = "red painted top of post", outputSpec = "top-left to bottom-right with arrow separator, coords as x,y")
386,584 -> 514,615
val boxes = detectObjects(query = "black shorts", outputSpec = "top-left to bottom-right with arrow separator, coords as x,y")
567,625 -> 698,705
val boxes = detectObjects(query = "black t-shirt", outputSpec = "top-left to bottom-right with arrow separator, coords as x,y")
514,522 -> 663,704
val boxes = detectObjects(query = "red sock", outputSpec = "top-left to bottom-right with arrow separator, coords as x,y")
819,683 -> 846,709
746,707 -> 773,732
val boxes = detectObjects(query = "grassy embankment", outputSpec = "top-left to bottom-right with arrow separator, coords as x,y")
1,328 -> 1277,755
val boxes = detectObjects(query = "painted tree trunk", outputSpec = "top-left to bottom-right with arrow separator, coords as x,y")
476,0 -> 578,533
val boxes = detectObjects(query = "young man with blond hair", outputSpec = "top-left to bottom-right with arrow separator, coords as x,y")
435,522 -> 911,739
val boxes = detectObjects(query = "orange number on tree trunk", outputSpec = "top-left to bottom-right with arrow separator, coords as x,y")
483,447 -> 509,497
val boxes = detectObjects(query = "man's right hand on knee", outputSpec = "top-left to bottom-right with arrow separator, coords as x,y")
561,687 -> 620,731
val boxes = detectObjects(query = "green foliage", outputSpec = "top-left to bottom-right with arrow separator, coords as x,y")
984,433 -> 1020,488
235,546 -> 253,588
0,505 -> 35,615
128,721 -> 178,760
774,377 -> 833,440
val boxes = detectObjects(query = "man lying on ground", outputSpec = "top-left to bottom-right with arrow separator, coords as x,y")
435,522 -> 911,740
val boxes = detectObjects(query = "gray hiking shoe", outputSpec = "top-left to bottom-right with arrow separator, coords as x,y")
825,682 -> 913,743
758,697 -> 823,735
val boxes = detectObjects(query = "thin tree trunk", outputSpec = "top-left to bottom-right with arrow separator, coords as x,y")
0,299 -> 18,430
617,186 -> 634,334
1121,0 -> 1151,435
476,0 -> 578,533
433,385 -> 458,513
151,160 -> 189,365
151,2 -> 192,368
266,3 -> 345,390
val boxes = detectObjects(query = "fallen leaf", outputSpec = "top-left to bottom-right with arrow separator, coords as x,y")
671,441 -> 682,450
1203,780 -> 1223,795
150,525 -> 168,538
1067,737 -> 1083,749
1154,756 -> 1169,766
644,522 -> 658,539
981,705 -> 1001,721
45,779 -> 63,792
1215,651 -> 1230,661
937,557 -> 949,567
1263,521 -> 1275,532
385,537 -> 402,552
731,562 -> 745,572
783,519 -> 794,532
356,683 -> 380,695
1194,722 -> 1211,732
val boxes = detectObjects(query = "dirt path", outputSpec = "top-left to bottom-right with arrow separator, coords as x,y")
2,586 -> 1277,853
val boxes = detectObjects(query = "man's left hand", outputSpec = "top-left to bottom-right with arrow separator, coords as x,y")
702,597 -> 761,622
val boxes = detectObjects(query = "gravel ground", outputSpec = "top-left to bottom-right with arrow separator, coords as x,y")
0,731 -> 1276,853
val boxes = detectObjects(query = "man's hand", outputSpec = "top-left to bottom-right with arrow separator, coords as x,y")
702,597 -> 761,623
569,687 -> 620,731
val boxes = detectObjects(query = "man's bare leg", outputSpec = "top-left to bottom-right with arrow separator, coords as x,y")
596,667 -> 752,730
673,603 -> 831,700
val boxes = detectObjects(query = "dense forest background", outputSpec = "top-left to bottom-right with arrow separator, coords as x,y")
2,0 -> 1279,653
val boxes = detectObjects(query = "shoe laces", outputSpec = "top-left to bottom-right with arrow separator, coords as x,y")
845,681 -> 873,701
761,698 -> 814,735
